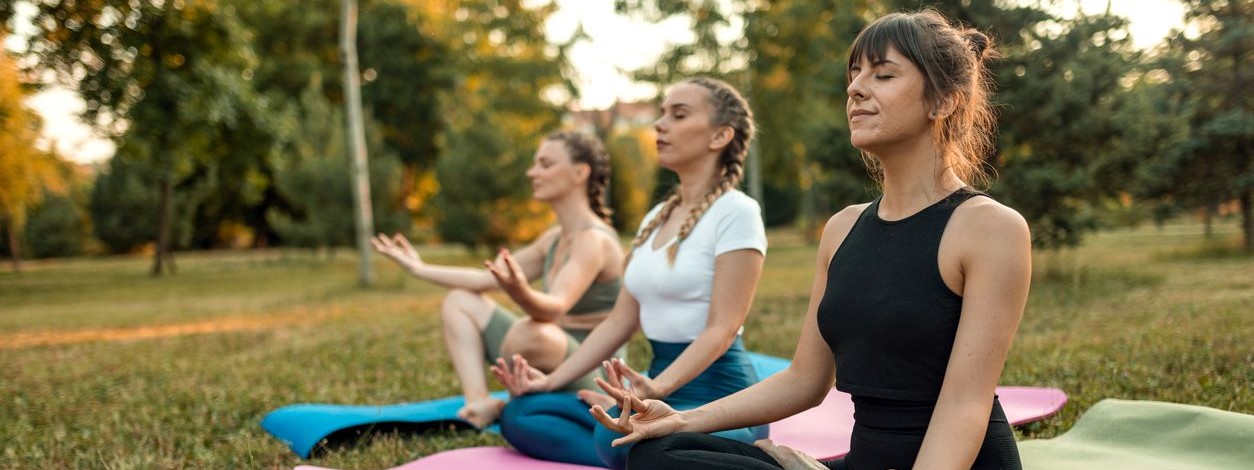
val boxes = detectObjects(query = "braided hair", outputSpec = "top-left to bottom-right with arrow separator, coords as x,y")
628,77 -> 756,265
545,131 -> 613,224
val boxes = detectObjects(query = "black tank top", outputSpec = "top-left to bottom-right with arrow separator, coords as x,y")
817,188 -> 985,401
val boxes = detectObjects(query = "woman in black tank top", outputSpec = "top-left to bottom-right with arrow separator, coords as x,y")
591,10 -> 1032,470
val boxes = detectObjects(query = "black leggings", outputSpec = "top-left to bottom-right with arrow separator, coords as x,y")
628,432 -> 816,470
627,398 -> 1021,470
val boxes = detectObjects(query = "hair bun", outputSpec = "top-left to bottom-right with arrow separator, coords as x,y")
964,30 -> 992,60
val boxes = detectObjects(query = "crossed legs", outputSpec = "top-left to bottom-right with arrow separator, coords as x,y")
440,288 -> 569,428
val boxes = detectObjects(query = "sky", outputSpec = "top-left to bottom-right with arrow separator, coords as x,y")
7,0 -> 1187,164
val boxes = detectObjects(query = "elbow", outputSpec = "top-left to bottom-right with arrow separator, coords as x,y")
780,367 -> 833,408
705,323 -> 742,349
526,301 -> 568,323
804,385 -> 830,408
467,283 -> 495,294
529,309 -> 563,323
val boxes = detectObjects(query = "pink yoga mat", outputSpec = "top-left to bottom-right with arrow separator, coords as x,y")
294,447 -> 602,470
299,386 -> 1066,470
770,386 -> 1068,460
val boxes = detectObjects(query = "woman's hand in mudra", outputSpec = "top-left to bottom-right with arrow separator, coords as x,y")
484,248 -> 529,298
370,233 -> 423,271
490,354 -> 550,397
594,357 -> 665,401
589,393 -> 686,447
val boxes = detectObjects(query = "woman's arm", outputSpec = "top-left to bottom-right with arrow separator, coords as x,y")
373,229 -> 553,293
493,287 -> 641,394
913,201 -> 1031,470
491,229 -> 617,322
593,208 -> 864,442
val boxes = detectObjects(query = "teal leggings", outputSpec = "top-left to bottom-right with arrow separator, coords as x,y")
499,338 -> 768,469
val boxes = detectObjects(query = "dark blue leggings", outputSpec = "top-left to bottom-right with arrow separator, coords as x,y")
499,338 -> 767,469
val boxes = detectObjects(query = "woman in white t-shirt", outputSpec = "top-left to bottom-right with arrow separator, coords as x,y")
490,77 -> 767,470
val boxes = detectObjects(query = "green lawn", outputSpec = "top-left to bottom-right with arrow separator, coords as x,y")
1,222 -> 1250,469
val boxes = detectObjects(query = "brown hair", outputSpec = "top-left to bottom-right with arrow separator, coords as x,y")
544,131 -> 612,224
847,9 -> 998,188
628,77 -> 756,264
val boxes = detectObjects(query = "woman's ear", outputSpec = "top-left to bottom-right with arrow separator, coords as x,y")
709,126 -> 734,151
931,94 -> 958,120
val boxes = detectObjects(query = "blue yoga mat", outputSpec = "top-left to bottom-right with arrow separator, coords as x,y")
263,352 -> 792,458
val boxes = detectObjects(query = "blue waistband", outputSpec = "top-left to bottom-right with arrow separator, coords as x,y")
647,337 -> 759,404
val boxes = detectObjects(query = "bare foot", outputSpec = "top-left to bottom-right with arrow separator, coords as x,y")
577,389 -> 617,409
457,398 -> 505,429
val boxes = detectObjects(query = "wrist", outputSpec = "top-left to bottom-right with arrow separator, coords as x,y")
675,409 -> 696,433
651,378 -> 675,399
405,262 -> 426,277
509,284 -> 536,305
539,376 -> 558,393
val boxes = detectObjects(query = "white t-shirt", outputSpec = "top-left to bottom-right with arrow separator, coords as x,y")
624,190 -> 767,343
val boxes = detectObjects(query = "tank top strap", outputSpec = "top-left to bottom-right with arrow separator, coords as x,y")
542,234 -> 560,291
543,223 -> 619,291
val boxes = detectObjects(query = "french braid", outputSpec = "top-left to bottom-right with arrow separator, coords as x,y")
545,131 -> 613,224
627,77 -> 756,266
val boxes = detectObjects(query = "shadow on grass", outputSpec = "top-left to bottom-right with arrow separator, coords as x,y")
1152,241 -> 1254,262
312,421 -> 478,458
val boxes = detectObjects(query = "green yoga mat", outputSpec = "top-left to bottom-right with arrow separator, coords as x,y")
1019,399 -> 1254,470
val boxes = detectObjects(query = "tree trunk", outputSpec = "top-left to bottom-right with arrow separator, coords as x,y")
6,220 -> 20,273
1203,204 -> 1213,239
151,176 -> 174,276
341,0 -> 375,287
1242,189 -> 1253,252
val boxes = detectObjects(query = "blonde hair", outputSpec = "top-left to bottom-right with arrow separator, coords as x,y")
628,77 -> 755,265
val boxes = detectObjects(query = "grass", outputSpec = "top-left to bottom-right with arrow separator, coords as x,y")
1,221 -> 1251,468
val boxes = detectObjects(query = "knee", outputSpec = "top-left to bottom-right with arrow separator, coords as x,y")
594,422 -> 631,470
626,434 -> 689,469
501,319 -> 568,368
442,288 -> 487,318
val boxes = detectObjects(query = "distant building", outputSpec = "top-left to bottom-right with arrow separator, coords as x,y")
563,101 -> 658,136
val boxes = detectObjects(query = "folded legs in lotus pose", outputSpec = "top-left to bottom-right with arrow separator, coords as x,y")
594,11 -> 1033,470
491,77 -> 768,470
372,132 -> 624,429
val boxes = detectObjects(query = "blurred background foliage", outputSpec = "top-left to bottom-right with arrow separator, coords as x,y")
0,0 -> 1250,270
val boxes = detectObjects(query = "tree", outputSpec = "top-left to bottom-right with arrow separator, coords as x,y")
267,78 -> 409,253
234,0 -> 451,246
978,6 -> 1140,249
0,47 -> 67,272
422,0 -> 574,249
6,0 -> 263,275
607,128 -> 658,232
22,191 -> 87,258
1147,0 -> 1254,249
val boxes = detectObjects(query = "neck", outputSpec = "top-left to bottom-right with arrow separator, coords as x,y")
672,153 -> 722,205
550,193 -> 601,233
871,134 -> 966,219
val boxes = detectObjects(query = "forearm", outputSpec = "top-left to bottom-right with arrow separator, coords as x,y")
409,264 -> 497,292
505,288 -> 568,322
680,367 -> 831,434
649,326 -> 740,397
913,396 -> 994,469
543,312 -> 636,390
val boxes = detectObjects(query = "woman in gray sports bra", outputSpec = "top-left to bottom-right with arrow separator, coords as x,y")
371,131 -> 624,429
